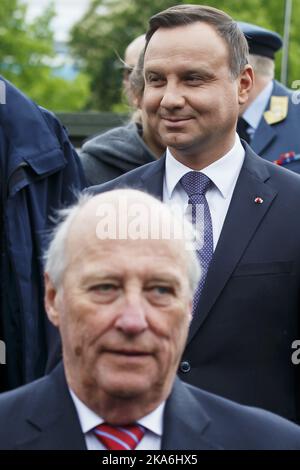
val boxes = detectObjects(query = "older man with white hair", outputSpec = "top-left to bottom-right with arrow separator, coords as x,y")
0,190 -> 299,450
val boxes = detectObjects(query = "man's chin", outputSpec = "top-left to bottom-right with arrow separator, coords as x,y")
101,374 -> 152,399
164,136 -> 196,152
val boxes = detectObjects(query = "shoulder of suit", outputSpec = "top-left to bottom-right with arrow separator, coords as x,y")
244,143 -> 300,186
263,156 -> 300,184
87,158 -> 164,195
0,373 -> 50,416
183,381 -> 300,442
246,144 -> 300,184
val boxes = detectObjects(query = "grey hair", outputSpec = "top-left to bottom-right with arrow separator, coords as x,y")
249,54 -> 275,79
144,4 -> 249,79
44,191 -> 201,296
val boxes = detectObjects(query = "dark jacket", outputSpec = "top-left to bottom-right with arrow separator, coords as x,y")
0,77 -> 86,390
88,143 -> 300,423
80,122 -> 158,185
0,362 -> 300,450
250,80 -> 300,172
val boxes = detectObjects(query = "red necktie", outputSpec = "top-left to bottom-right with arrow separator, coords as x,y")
94,423 -> 145,450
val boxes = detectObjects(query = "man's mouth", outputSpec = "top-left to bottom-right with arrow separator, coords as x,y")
161,116 -> 193,127
161,116 -> 192,122
105,349 -> 150,357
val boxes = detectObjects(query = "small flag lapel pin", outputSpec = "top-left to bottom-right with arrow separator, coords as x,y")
254,197 -> 264,204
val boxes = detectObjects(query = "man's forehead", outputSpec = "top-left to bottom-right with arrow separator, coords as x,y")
144,22 -> 229,66
66,212 -> 187,256
73,234 -> 184,256
66,237 -> 188,280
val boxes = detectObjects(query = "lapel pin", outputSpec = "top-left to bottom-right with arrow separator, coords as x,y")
254,197 -> 264,204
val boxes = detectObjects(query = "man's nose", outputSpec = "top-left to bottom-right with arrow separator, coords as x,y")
160,82 -> 185,110
114,294 -> 148,335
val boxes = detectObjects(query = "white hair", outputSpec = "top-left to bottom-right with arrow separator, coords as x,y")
44,190 -> 202,296
249,54 -> 275,79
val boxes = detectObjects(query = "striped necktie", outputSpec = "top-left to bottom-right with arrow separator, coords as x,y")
94,423 -> 145,450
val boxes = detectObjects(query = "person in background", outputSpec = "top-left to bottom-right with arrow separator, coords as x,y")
122,34 -> 146,106
0,189 -> 300,450
0,76 -> 86,392
237,22 -> 300,172
80,42 -> 165,186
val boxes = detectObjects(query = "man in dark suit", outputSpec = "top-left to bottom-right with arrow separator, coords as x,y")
237,22 -> 300,173
0,189 -> 300,450
88,5 -> 300,423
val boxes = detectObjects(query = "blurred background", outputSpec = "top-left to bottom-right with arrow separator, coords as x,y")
1,0 -> 299,141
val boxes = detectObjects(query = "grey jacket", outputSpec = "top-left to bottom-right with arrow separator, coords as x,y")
80,122 -> 158,185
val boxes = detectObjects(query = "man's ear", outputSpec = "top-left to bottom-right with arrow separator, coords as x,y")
44,272 -> 60,327
238,64 -> 254,105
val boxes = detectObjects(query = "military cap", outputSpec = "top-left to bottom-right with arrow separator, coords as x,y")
238,21 -> 283,59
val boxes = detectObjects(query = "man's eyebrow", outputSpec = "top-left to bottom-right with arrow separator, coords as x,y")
144,66 -> 216,80
144,69 -> 163,76
81,271 -> 121,282
181,68 -> 216,79
145,274 -> 182,287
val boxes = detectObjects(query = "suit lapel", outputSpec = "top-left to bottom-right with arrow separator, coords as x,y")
187,146 -> 278,344
161,378 -> 222,450
15,363 -> 87,450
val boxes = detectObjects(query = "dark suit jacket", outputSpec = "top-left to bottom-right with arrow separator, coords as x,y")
250,80 -> 300,173
88,143 -> 300,423
0,362 -> 299,450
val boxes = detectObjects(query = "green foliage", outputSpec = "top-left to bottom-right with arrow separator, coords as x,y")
70,0 -> 300,111
70,0 -> 176,111
0,0 -> 90,111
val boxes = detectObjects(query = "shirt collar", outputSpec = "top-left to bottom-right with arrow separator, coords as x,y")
69,388 -> 164,437
243,80 -> 273,130
165,133 -> 245,200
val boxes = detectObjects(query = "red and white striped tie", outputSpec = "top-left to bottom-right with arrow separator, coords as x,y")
94,423 -> 145,450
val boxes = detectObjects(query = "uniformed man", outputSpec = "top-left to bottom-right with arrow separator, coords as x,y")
237,22 -> 300,173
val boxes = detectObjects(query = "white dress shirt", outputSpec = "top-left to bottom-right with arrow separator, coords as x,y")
69,388 -> 164,450
163,134 -> 245,250
243,80 -> 273,139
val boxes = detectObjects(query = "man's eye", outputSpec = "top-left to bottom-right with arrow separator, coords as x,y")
150,286 -> 173,295
90,284 -> 117,293
186,76 -> 201,83
147,75 -> 164,84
